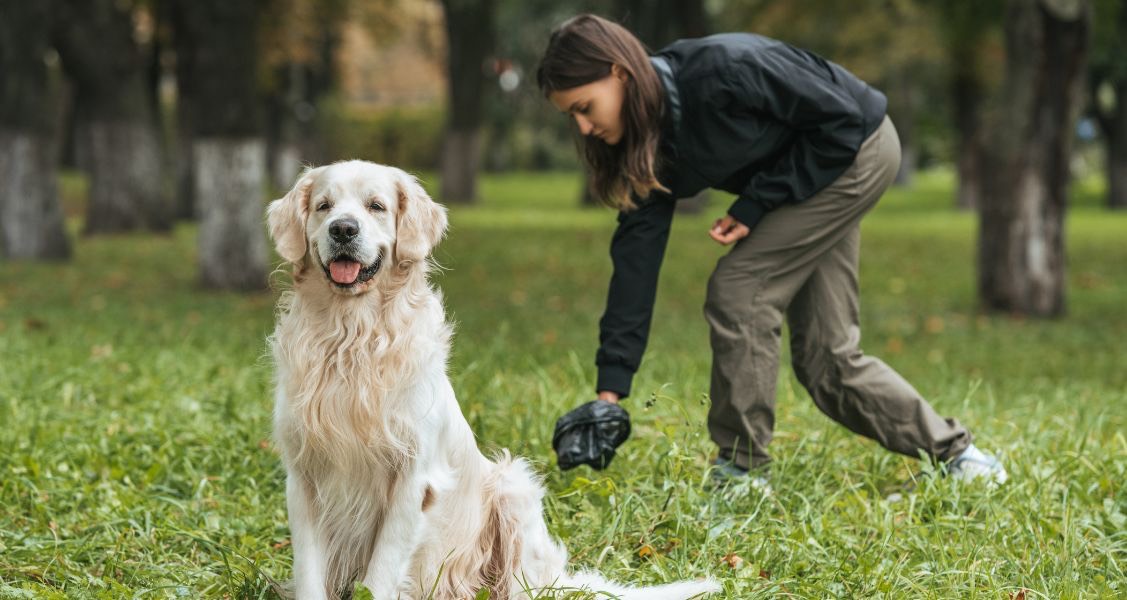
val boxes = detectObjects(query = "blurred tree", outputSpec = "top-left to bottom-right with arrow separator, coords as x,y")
167,0 -> 198,220
718,0 -> 943,187
978,0 -> 1089,317
615,0 -> 712,212
931,0 -> 1006,210
439,0 -> 495,203
261,0 -> 342,192
52,0 -> 170,234
0,0 -> 71,260
616,0 -> 708,46
1089,0 -> 1127,209
260,0 -> 409,190
172,0 -> 270,290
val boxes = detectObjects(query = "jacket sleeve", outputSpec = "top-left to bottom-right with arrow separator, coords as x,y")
595,195 -> 677,399
726,50 -> 869,230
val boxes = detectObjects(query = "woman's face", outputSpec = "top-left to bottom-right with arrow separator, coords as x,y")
548,66 -> 627,145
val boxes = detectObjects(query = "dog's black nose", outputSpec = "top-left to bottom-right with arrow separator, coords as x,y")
329,218 -> 360,242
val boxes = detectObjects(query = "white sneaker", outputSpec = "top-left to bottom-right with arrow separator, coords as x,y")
709,458 -> 773,496
947,444 -> 1008,485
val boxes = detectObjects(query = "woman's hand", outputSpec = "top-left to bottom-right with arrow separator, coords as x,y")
709,215 -> 750,245
597,390 -> 621,404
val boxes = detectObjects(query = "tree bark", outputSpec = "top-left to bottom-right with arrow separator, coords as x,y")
0,133 -> 71,260
615,0 -> 711,213
617,0 -> 708,48
52,0 -> 171,234
171,0 -> 197,219
978,0 -> 1089,317
887,67 -> 918,187
266,54 -> 331,192
77,120 -> 166,232
938,0 -> 1003,211
953,65 -> 987,211
439,0 -> 495,204
172,0 -> 268,290
1107,79 -> 1127,209
440,129 -> 483,204
195,139 -> 269,290
0,0 -> 71,260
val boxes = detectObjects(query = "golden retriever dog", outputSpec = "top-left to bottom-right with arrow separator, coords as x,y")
266,160 -> 719,599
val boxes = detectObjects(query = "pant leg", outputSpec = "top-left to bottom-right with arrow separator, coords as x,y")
786,226 -> 972,462
706,116 -> 930,470
704,251 -> 782,470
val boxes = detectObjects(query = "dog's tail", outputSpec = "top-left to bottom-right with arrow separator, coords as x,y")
559,571 -> 721,600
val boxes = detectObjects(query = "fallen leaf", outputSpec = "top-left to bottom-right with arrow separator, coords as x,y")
24,317 -> 47,331
925,316 -> 945,334
720,552 -> 744,569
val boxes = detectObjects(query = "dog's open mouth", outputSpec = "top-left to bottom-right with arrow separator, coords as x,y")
323,254 -> 381,287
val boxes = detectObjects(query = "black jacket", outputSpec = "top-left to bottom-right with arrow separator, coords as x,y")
596,33 -> 888,398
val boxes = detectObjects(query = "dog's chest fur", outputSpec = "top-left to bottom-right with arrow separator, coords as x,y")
271,293 -> 444,468
271,290 -> 450,591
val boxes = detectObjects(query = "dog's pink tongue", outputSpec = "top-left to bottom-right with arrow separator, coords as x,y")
329,260 -> 362,284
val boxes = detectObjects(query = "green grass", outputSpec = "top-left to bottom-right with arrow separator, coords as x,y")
1,169 -> 1124,598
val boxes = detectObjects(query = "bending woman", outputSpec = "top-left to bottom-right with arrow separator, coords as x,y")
537,14 -> 1006,486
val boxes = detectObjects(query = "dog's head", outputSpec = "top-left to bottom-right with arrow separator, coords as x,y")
267,161 -> 448,295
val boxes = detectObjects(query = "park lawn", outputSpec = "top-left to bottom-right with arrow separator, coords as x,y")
0,169 -> 1123,598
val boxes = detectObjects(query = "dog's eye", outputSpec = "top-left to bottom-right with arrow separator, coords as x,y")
368,201 -> 386,213
316,201 -> 331,212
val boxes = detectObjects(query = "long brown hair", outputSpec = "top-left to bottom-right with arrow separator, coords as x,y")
537,14 -> 668,211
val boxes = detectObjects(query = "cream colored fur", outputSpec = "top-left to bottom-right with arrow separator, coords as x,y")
267,160 -> 719,599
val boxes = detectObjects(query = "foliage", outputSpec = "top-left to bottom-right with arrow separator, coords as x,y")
319,98 -> 446,170
1089,0 -> 1127,120
0,170 -> 1124,597
479,0 -> 610,172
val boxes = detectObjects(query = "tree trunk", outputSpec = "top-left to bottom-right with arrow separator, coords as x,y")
1107,78 -> 1127,209
266,61 -> 322,192
195,139 -> 269,290
676,190 -> 710,213
615,0 -> 710,213
439,0 -> 495,204
272,141 -> 303,192
170,0 -> 197,220
52,0 -> 171,234
888,69 -> 917,187
953,71 -> 986,211
0,133 -> 71,260
174,108 -> 197,219
978,0 -> 1089,317
77,119 -> 166,232
617,0 -> 708,48
0,0 -> 71,260
580,172 -> 599,206
441,129 -> 482,203
172,0 -> 268,290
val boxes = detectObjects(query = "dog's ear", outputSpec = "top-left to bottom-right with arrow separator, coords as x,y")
393,171 -> 448,267
267,166 -> 324,264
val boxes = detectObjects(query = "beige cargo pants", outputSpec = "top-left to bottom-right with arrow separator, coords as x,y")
704,116 -> 972,470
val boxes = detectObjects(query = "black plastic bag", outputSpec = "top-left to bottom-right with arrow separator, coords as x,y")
552,400 -> 631,470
